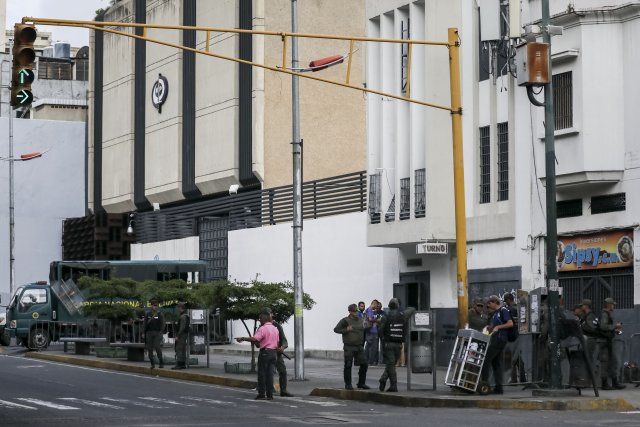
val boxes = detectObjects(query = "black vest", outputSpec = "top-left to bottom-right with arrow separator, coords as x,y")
385,310 -> 405,343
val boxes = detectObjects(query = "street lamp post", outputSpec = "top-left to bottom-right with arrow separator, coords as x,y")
291,0 -> 305,381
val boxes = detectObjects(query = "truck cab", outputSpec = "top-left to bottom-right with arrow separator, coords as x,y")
6,281 -> 81,349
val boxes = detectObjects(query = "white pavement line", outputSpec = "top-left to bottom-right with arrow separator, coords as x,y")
180,396 -> 237,406
59,398 -> 125,409
17,398 -> 80,410
138,397 -> 196,407
101,397 -> 168,409
287,397 -> 345,407
0,399 -> 37,410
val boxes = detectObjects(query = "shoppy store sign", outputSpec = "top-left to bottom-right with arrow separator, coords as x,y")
558,230 -> 634,272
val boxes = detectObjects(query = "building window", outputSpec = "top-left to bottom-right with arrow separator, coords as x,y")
553,71 -> 573,130
479,126 -> 490,204
497,122 -> 508,201
400,178 -> 410,220
75,58 -> 89,81
368,173 -> 381,224
38,57 -> 72,80
557,199 -> 583,218
414,168 -> 426,218
400,18 -> 410,95
591,193 -> 626,214
385,195 -> 396,222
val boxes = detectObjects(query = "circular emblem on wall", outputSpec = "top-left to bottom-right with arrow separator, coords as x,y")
32,312 -> 39,320
151,73 -> 169,113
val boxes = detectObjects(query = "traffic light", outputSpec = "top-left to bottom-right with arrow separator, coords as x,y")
11,23 -> 37,109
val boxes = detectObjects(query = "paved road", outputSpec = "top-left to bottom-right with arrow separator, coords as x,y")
2,353 -> 640,426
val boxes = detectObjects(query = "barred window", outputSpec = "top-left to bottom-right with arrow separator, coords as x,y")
385,195 -> 396,222
400,18 -> 410,95
479,126 -> 490,204
400,178 -> 410,220
591,193 -> 626,214
368,174 -> 381,224
38,57 -> 72,80
75,58 -> 89,81
557,199 -> 582,218
553,71 -> 573,130
497,122 -> 509,201
415,168 -> 426,218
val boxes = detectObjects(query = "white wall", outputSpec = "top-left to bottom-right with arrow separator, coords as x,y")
0,118 -> 86,296
228,212 -> 398,351
130,236 -> 199,261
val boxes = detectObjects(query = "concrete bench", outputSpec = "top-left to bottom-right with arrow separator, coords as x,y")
59,337 -> 108,355
109,342 -> 146,362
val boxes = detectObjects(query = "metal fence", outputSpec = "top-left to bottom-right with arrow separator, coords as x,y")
26,319 -> 111,350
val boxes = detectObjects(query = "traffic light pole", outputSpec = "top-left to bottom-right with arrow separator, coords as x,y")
541,0 -> 562,390
8,97 -> 15,299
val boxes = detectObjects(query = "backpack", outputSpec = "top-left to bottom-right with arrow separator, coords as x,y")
384,311 -> 405,343
498,306 -> 519,342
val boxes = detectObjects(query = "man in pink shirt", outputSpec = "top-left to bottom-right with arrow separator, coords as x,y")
236,312 -> 279,400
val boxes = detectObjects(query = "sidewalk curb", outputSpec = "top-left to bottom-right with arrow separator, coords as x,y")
25,351 -> 257,390
309,388 -> 636,411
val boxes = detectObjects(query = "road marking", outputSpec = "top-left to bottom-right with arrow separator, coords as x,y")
17,398 -> 79,410
180,396 -> 236,406
287,397 -> 345,407
0,399 -> 37,410
102,397 -> 168,409
59,398 -> 125,409
138,397 -> 196,406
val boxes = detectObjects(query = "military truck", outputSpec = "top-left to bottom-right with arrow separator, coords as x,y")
6,260 -> 207,349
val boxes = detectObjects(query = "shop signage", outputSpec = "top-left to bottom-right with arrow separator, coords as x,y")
416,242 -> 448,255
558,230 -> 634,272
151,73 -> 169,113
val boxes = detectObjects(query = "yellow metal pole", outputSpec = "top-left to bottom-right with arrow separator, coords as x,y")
346,39 -> 354,84
205,30 -> 210,52
448,28 -> 468,329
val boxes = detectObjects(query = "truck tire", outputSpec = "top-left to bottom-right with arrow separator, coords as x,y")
29,328 -> 50,350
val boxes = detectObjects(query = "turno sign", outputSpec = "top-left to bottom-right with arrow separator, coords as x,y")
416,242 -> 448,255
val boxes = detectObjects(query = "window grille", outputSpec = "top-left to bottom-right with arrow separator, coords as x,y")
479,126 -> 490,204
497,122 -> 509,201
557,199 -> 583,218
38,58 -> 72,80
385,195 -> 396,222
400,178 -> 410,220
553,71 -> 573,130
414,168 -> 426,218
75,58 -> 89,81
368,173 -> 381,224
400,18 -> 410,95
591,193 -> 626,214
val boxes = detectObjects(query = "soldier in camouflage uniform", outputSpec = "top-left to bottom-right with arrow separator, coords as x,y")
172,303 -> 189,370
334,303 -> 370,390
598,298 -> 625,389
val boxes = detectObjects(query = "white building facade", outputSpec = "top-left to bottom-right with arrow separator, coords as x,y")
366,0 -> 640,363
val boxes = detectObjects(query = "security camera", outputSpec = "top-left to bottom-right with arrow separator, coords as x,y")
126,225 -> 134,236
229,184 -> 240,195
153,202 -> 160,211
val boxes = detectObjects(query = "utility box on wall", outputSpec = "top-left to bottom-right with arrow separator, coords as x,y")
516,42 -> 550,86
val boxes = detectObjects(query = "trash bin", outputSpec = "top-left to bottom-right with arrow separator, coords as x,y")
410,341 -> 433,373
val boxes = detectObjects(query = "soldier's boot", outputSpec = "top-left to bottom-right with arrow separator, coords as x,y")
387,372 -> 398,392
344,366 -> 353,390
357,364 -> 370,389
379,372 -> 387,392
280,372 -> 293,396
601,377 -> 613,390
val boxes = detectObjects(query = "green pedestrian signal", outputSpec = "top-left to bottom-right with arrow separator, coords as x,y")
11,23 -> 37,109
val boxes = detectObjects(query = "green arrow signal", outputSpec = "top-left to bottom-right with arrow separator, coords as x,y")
16,89 -> 33,105
18,69 -> 34,85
